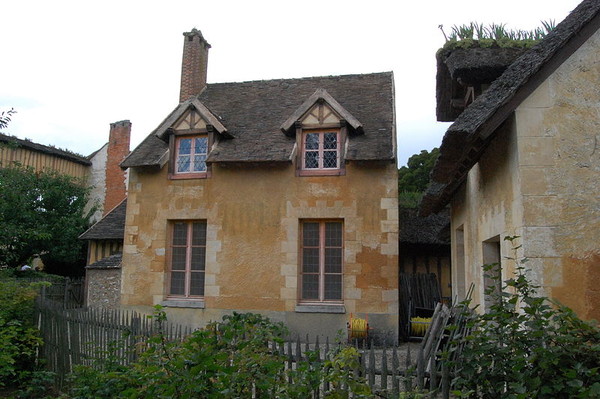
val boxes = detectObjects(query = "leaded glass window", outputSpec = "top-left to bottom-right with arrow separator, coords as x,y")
175,136 -> 208,174
302,131 -> 340,170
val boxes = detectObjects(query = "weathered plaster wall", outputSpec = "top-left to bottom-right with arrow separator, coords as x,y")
451,29 -> 600,320
121,162 -> 398,342
514,28 -> 600,320
450,118 -> 522,309
86,143 -> 108,223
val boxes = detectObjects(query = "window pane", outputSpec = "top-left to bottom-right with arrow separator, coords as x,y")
194,137 -> 208,154
302,274 -> 319,300
325,222 -> 342,246
305,133 -> 319,150
302,248 -> 320,273
324,133 -> 337,149
193,155 -> 207,172
191,247 -> 206,270
190,272 -> 205,296
171,248 -> 187,270
303,222 -> 320,246
324,274 -> 342,300
178,138 -> 192,155
172,223 -> 188,245
325,248 -> 342,273
177,155 -> 191,173
192,222 -> 207,245
170,271 -> 185,295
304,151 -> 318,169
323,151 -> 338,168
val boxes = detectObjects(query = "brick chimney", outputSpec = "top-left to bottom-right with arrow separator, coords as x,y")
104,120 -> 130,215
179,28 -> 211,103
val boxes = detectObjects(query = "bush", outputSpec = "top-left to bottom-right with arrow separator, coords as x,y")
451,237 -> 600,398
66,309 -> 371,398
0,278 -> 45,388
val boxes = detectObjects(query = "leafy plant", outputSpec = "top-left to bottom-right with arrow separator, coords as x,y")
0,278 -> 47,390
439,20 -> 555,51
66,309 -> 372,398
451,237 -> 600,398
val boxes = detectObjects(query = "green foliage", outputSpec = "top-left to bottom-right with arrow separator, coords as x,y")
398,191 -> 423,209
0,163 -> 93,274
451,237 -> 600,398
0,278 -> 46,389
398,148 -> 439,202
66,309 -> 372,399
440,20 -> 555,51
0,108 -> 16,131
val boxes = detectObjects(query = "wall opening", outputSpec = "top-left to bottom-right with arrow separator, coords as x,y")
482,235 -> 501,312
454,225 -> 466,301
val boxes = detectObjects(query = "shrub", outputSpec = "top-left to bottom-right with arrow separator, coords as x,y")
66,309 -> 372,398
451,237 -> 600,398
0,278 -> 45,388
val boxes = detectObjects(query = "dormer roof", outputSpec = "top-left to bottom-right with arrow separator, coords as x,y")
280,88 -> 363,135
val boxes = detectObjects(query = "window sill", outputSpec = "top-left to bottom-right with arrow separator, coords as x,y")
297,169 -> 345,177
161,299 -> 205,309
168,172 -> 209,180
295,304 -> 346,314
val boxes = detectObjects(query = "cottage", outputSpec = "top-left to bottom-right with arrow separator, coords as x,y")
422,0 -> 600,320
119,30 -> 399,342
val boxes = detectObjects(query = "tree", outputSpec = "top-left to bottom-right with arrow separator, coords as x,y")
0,108 -> 16,131
0,163 -> 93,275
398,147 -> 440,193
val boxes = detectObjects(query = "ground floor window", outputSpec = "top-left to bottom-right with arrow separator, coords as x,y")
168,220 -> 206,298
300,220 -> 343,302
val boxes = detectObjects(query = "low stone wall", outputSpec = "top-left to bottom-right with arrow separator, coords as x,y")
85,266 -> 121,308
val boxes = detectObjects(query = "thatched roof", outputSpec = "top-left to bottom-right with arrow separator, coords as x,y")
122,72 -> 396,168
422,0 -> 600,216
436,47 -> 526,121
0,133 -> 91,166
79,199 -> 126,240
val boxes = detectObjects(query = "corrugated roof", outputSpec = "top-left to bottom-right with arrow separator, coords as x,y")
122,72 -> 395,168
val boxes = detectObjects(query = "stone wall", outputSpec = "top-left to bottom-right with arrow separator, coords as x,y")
86,266 -> 122,309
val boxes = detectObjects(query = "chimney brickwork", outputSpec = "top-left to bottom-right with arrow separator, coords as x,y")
104,120 -> 130,215
179,28 -> 211,103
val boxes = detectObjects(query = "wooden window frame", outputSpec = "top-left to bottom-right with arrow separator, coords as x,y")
297,125 -> 346,177
168,129 -> 213,180
298,220 -> 344,304
166,220 -> 207,299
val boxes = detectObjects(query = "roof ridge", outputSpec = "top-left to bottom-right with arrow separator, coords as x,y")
204,71 -> 393,87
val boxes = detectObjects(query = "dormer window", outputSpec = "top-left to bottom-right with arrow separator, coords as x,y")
280,88 -> 363,177
302,129 -> 340,170
175,135 -> 208,174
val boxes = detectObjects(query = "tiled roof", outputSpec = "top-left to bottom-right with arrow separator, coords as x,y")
421,0 -> 600,215
79,199 -> 126,240
122,72 -> 395,168
0,133 -> 91,166
86,253 -> 122,269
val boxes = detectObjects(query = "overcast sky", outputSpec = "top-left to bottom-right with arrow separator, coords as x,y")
1,0 -> 581,166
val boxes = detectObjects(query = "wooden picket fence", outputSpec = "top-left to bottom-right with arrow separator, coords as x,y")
35,300 -> 468,397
